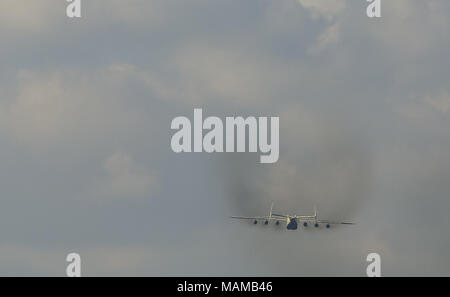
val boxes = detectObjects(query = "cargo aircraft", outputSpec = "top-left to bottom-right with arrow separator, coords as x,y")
231,203 -> 354,230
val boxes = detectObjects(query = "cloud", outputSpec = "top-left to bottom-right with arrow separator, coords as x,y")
0,244 -> 62,276
4,66 -> 147,151
308,22 -> 341,54
395,89 -> 450,121
0,0 -> 173,35
82,245 -> 155,275
367,0 -> 450,57
0,0 -> 58,32
425,90 -> 450,114
1,0 -> 450,276
96,47 -> 294,108
296,0 -> 450,59
93,152 -> 158,201
297,0 -> 346,20
169,46 -> 289,106
0,243 -> 156,276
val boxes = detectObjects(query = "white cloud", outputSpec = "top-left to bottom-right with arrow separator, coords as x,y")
296,0 -> 344,55
308,22 -> 341,54
94,152 -> 158,200
425,90 -> 450,114
296,0 -> 449,58
0,0 -> 172,34
4,67 -> 146,151
168,46 -> 290,106
0,0 -> 58,32
395,90 -> 450,121
367,0 -> 450,57
297,0 -> 346,20
70,59 -> 282,108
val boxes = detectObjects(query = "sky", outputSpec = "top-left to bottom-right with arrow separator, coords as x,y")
1,0 -> 450,276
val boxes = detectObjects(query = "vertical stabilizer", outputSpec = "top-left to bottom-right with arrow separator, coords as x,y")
269,202 -> 274,219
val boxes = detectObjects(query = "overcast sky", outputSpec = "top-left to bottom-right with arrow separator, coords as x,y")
1,0 -> 450,276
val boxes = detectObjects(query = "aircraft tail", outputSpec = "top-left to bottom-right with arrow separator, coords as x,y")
269,202 -> 274,219
314,205 -> 317,218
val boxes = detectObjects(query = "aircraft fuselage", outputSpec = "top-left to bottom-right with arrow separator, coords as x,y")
286,217 -> 298,230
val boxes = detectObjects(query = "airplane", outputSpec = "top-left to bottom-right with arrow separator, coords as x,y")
230,202 -> 355,230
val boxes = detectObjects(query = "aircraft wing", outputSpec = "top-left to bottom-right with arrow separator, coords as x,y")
270,213 -> 288,218
317,220 -> 355,225
230,216 -> 286,222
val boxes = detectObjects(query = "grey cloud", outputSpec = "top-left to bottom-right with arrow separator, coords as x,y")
1,0 -> 450,276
